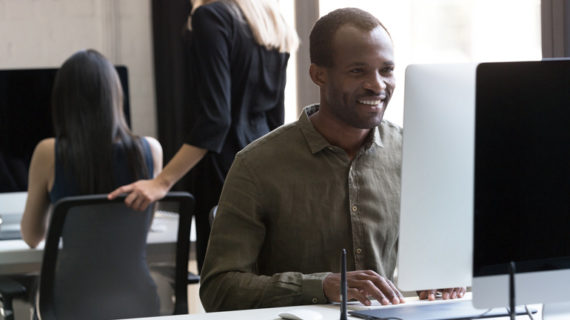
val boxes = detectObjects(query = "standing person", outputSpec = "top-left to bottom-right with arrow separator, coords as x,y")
108,0 -> 298,271
199,8 -> 465,311
20,49 -> 163,317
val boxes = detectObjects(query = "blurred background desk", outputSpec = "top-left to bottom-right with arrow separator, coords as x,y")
0,210 -> 189,276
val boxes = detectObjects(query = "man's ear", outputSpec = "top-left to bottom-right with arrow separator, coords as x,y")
309,63 -> 327,87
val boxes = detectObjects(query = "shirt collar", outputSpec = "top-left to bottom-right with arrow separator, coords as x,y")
371,125 -> 383,148
299,104 -> 383,154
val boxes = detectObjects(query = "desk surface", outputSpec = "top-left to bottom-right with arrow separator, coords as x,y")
0,211 -> 182,275
124,295 -> 543,320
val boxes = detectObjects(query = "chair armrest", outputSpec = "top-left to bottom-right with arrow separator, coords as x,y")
187,272 -> 200,284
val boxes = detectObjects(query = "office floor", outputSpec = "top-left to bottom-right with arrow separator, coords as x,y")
188,259 -> 205,314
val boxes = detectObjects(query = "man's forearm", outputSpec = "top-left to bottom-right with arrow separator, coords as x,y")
200,270 -> 330,311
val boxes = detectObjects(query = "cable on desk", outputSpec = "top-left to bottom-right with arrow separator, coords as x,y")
508,304 -> 535,320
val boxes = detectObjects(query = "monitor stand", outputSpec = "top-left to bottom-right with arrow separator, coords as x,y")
543,301 -> 570,320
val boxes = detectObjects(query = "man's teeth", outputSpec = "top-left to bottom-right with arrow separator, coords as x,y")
358,99 -> 382,105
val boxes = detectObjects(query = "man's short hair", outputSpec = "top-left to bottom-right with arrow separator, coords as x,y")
310,8 -> 390,67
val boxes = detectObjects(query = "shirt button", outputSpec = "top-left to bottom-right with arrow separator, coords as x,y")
356,248 -> 362,254
351,205 -> 358,212
312,298 -> 318,304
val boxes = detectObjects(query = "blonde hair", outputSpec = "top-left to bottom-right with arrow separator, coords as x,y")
190,0 -> 298,53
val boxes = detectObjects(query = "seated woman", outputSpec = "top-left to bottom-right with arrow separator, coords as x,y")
20,49 -> 163,317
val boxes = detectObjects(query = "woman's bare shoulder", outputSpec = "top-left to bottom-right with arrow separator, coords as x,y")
33,138 -> 55,160
143,136 -> 162,155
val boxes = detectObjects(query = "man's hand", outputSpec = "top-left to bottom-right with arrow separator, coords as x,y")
418,288 -> 466,301
107,178 -> 168,211
323,270 -> 405,306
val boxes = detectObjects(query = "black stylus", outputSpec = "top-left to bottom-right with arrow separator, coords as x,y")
340,248 -> 347,320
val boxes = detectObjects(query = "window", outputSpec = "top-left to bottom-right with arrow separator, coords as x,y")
278,0 -> 299,123
288,0 -> 543,126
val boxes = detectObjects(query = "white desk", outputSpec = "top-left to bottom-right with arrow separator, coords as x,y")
124,295 -> 542,320
0,211 -> 184,275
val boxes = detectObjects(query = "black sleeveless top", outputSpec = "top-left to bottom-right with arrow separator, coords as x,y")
49,139 -> 154,202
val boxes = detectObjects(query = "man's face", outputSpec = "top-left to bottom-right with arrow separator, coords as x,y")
321,25 -> 395,129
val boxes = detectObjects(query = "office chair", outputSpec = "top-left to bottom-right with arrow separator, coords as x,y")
36,192 -> 195,320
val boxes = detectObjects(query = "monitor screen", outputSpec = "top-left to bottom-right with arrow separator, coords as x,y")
0,66 -> 130,193
472,59 -> 570,308
397,63 -> 477,291
0,67 -> 130,240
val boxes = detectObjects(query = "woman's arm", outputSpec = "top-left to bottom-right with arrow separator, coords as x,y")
20,138 -> 55,248
108,143 -> 206,211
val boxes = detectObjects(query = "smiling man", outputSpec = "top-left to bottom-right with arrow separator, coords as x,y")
200,8 -> 421,311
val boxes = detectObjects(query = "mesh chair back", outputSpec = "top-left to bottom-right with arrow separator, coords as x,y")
38,192 -> 194,320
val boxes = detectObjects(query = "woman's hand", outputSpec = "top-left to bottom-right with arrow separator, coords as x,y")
107,178 -> 169,211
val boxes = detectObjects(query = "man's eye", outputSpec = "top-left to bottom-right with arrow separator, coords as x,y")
381,67 -> 395,74
350,68 -> 364,74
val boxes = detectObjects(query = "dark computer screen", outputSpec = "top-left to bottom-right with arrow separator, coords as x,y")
0,66 -> 130,192
473,59 -> 570,276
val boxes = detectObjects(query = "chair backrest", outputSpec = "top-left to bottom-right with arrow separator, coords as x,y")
37,192 -> 194,320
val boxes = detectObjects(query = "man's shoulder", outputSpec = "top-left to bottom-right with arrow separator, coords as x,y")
377,120 -> 403,146
239,121 -> 302,158
379,119 -> 402,135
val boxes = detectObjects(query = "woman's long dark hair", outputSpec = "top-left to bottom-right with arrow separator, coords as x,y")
51,49 -> 149,194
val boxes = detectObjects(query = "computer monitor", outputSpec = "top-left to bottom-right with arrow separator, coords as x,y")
0,66 -> 131,239
472,59 -> 570,313
397,63 -> 477,291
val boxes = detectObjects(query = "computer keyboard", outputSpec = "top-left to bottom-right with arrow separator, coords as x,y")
349,299 -> 536,320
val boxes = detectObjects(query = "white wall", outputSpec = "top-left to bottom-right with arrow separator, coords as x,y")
0,0 -> 157,137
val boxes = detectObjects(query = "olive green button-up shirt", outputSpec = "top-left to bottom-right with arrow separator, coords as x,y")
200,105 -> 402,311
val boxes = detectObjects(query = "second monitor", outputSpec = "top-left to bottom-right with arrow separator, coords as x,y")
472,59 -> 570,311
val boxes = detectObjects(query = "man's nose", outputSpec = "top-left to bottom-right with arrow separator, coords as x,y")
363,72 -> 387,94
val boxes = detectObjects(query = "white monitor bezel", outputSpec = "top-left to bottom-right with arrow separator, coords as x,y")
472,269 -> 570,308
